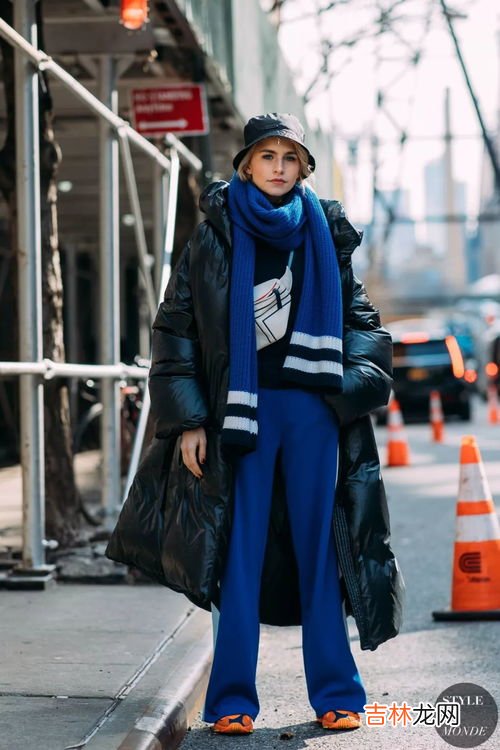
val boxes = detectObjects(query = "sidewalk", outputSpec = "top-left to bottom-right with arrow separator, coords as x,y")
0,459 -> 213,750
0,583 -> 212,750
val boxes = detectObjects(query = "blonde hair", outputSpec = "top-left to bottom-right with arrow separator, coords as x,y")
236,138 -> 312,182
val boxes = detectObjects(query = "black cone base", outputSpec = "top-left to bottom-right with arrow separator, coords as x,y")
432,608 -> 500,621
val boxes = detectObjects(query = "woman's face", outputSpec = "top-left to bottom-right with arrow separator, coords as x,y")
244,137 -> 301,201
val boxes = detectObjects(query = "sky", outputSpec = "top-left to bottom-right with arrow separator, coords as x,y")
273,0 -> 499,232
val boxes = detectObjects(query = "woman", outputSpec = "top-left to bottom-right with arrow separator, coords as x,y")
106,113 -> 404,735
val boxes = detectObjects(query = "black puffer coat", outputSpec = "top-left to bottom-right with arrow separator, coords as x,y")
106,182 -> 405,651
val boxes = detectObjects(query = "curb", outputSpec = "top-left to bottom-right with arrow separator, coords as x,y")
119,642 -> 212,750
84,608 -> 213,750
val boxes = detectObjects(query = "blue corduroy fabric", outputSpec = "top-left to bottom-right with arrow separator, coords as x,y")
222,174 -> 343,453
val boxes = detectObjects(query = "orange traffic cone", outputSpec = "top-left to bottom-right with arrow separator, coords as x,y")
432,435 -> 500,620
386,395 -> 410,467
430,390 -> 444,443
487,383 -> 499,424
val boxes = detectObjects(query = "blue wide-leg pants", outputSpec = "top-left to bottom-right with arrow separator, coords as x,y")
203,388 -> 367,722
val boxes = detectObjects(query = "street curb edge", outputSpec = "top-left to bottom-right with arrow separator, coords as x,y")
117,639 -> 212,750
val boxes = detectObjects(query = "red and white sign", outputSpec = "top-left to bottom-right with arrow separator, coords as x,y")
130,84 -> 209,137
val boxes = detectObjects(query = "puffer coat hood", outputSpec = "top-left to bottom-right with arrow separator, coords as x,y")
106,181 -> 405,651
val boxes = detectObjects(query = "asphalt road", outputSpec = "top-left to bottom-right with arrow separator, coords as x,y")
181,397 -> 500,749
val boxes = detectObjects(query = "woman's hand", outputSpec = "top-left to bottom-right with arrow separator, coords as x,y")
180,427 -> 207,479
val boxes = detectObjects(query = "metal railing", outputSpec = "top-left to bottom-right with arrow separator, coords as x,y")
0,4 -> 201,586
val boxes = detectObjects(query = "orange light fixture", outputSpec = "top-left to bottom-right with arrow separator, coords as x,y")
485,362 -> 499,378
120,0 -> 149,30
445,335 -> 465,379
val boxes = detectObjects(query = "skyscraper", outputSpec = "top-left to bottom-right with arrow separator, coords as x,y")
424,156 -> 467,289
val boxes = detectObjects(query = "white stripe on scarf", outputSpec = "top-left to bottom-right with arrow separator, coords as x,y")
222,416 -> 259,434
284,356 -> 344,375
290,331 -> 343,352
226,390 -> 258,408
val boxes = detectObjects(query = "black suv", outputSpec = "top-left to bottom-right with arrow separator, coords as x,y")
381,319 -> 472,422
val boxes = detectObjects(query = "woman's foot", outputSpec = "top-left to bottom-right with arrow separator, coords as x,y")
212,714 -> 254,734
317,710 -> 361,730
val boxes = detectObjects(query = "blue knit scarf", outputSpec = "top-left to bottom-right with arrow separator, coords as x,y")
222,174 -> 343,453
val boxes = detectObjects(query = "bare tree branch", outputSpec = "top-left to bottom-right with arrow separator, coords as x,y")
279,0 -> 360,24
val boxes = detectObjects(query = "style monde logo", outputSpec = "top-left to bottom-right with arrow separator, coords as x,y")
435,683 -> 498,747
362,683 -> 497,746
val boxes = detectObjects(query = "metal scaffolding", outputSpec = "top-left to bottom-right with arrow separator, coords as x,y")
0,6 -> 202,588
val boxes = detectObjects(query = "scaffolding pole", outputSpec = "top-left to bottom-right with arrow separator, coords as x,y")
122,149 -> 182,502
11,0 -> 54,586
153,161 -> 168,295
99,56 -> 121,524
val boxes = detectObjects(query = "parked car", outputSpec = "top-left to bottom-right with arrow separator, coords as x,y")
474,321 -> 500,399
453,299 -> 500,399
375,318 -> 472,423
